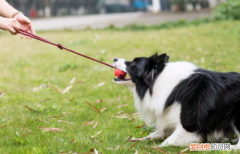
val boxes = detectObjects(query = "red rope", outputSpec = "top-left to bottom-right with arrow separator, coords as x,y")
18,29 -> 115,69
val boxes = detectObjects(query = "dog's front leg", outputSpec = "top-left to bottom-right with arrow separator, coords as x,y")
159,125 -> 202,147
126,130 -> 164,142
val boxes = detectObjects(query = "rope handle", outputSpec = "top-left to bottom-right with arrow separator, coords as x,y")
18,29 -> 115,69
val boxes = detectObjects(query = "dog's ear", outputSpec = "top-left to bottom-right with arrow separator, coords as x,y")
149,53 -> 169,68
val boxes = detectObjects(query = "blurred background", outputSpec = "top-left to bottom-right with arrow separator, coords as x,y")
6,0 -> 226,31
8,0 -> 224,18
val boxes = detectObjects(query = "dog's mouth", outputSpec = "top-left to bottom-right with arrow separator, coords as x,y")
113,74 -> 131,82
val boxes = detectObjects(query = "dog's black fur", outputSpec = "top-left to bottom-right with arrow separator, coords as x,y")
125,53 -> 169,99
125,53 -> 240,141
165,69 -> 240,141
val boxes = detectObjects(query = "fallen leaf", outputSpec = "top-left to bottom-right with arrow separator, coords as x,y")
135,123 -> 146,128
82,121 -> 94,126
85,101 -> 101,113
132,113 -> 140,116
58,120 -> 73,124
153,147 -> 169,154
94,82 -> 105,88
39,127 -> 62,132
0,92 -> 5,97
89,148 -> 99,154
70,77 -> 76,84
0,125 -> 7,128
22,130 -> 32,137
33,84 -> 48,92
91,130 -> 102,138
107,145 -> 120,150
62,85 -> 73,94
77,81 -> 84,84
69,139 -> 76,143
132,113 -> 140,119
100,107 -> 107,113
41,98 -> 51,102
125,136 -> 151,142
117,104 -> 128,108
36,119 -> 49,124
96,99 -> 102,103
178,148 -> 190,154
116,97 -> 121,103
130,141 -> 139,149
49,115 -> 63,118
19,104 -> 38,112
93,121 -> 98,128
116,111 -> 123,114
134,150 -> 139,154
48,83 -> 63,93
116,114 -> 128,119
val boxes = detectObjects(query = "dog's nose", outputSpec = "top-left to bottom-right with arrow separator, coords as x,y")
114,58 -> 118,62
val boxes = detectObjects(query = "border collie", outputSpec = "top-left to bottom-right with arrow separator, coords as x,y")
113,53 -> 240,150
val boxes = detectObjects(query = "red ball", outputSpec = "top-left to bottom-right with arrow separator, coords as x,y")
114,69 -> 127,79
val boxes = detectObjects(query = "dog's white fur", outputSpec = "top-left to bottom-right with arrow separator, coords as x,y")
113,60 -> 237,148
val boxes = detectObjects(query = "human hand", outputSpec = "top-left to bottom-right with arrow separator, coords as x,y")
14,13 -> 36,38
0,17 -> 21,34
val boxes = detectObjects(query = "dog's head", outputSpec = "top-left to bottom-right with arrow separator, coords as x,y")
113,53 -> 169,98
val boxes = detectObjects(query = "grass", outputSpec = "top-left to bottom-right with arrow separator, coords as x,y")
0,21 -> 240,154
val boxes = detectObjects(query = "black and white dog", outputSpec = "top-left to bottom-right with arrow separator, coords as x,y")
113,53 -> 240,150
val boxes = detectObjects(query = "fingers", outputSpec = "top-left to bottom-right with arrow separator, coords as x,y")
9,27 -> 17,35
30,25 -> 36,35
11,18 -> 21,33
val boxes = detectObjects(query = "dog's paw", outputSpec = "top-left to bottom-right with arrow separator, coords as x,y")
231,145 -> 240,151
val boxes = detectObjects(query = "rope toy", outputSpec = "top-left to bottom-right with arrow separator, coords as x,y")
18,29 -> 127,79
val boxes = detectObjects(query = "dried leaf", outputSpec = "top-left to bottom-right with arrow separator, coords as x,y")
33,84 -> 48,92
94,82 -> 105,88
62,85 -> 73,94
132,113 -> 140,119
42,98 -> 51,102
85,101 -> 101,113
0,125 -> 7,128
19,104 -> 38,112
117,104 -> 128,108
100,107 -> 107,113
36,119 -> 49,124
0,92 -> 5,97
126,136 -> 151,142
116,114 -> 128,119
49,115 -> 63,119
69,139 -> 76,143
22,130 -> 32,137
116,111 -> 123,115
181,148 -> 189,153
130,141 -> 139,149
93,121 -> 98,128
132,113 -> 140,116
77,81 -> 84,84
39,127 -> 62,132
48,83 -> 63,93
58,120 -> 73,124
91,130 -> 102,138
135,123 -> 146,128
70,77 -> 76,84
82,121 -> 94,126
89,148 -> 99,154
116,97 -> 121,103
107,145 -> 120,150
96,99 -> 102,103
153,147 -> 169,154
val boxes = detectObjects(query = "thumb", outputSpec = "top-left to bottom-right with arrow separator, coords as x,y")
16,15 -> 31,24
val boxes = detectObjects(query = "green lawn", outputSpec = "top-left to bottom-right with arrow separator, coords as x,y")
0,21 -> 240,154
